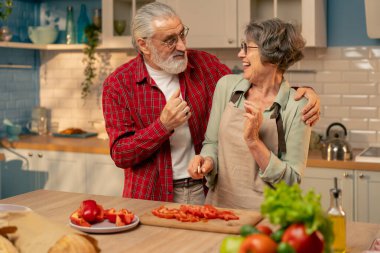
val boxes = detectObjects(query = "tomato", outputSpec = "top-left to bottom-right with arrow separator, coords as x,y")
220,236 -> 245,253
282,223 -> 324,253
256,224 -> 273,236
239,234 -> 277,253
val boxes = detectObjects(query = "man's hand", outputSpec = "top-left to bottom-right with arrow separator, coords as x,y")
294,87 -> 321,127
160,88 -> 191,131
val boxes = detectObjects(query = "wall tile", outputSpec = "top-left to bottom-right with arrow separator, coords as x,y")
369,95 -> 380,106
350,83 -> 377,94
299,59 -> 323,70
369,119 -> 380,131
320,95 -> 341,105
316,71 -> 342,82
324,83 -> 350,94
342,47 -> 370,59
349,130 -> 377,143
323,106 -> 350,117
342,71 -> 369,83
350,59 -> 377,71
350,107 -> 378,118
315,47 -> 342,60
323,60 -> 350,70
342,118 -> 368,130
341,95 -> 368,106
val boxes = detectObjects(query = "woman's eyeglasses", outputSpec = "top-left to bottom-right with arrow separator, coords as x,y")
240,41 -> 258,55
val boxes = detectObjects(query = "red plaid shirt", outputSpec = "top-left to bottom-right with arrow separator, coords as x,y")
102,50 -> 231,201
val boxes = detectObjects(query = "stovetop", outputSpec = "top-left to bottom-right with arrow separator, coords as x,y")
355,146 -> 380,163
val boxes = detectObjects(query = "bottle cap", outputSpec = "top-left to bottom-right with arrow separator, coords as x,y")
330,177 -> 341,198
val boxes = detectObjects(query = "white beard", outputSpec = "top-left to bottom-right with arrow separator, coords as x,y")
148,43 -> 188,74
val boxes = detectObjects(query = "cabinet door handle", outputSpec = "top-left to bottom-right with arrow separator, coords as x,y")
343,172 -> 349,178
28,152 -> 33,157
37,153 -> 43,158
359,173 -> 364,179
227,38 -> 234,44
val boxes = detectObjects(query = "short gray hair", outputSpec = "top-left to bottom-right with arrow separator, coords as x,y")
245,18 -> 305,73
131,2 -> 178,51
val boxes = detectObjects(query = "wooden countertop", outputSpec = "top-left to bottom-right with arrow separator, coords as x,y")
1,135 -> 380,170
0,190 -> 379,253
0,135 -> 110,154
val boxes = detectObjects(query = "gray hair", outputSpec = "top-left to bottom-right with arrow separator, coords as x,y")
131,2 -> 178,51
245,18 -> 305,73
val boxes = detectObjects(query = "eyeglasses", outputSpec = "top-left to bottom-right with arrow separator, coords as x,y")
240,41 -> 258,55
149,26 -> 190,50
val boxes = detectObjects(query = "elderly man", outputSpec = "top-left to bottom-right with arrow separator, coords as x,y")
102,2 -> 320,204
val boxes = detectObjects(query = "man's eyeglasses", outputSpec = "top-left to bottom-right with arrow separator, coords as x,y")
150,26 -> 190,50
240,41 -> 258,55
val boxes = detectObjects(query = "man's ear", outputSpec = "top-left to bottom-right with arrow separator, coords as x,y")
137,38 -> 150,55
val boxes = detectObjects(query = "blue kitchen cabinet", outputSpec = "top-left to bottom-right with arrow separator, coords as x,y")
0,148 -> 47,199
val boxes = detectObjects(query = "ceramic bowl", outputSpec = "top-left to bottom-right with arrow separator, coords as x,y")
28,26 -> 58,44
6,124 -> 22,141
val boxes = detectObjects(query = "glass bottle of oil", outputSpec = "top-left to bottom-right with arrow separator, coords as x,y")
328,177 -> 346,253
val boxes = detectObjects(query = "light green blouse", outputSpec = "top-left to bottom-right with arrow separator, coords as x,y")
201,74 -> 311,189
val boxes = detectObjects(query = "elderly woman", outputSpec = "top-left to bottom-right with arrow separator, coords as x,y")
187,18 -> 312,210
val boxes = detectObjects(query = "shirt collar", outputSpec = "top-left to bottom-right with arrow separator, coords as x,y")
233,76 -> 291,110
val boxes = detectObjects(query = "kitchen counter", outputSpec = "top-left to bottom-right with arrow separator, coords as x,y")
0,135 -> 110,154
0,190 -> 379,253
1,135 -> 380,171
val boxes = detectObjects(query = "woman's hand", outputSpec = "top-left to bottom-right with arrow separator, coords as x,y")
243,101 -> 263,147
187,155 -> 214,179
294,87 -> 321,127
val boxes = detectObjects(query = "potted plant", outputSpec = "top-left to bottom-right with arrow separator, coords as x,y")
0,0 -> 13,41
81,24 -> 100,99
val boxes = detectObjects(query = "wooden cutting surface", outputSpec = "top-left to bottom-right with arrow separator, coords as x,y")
139,203 -> 262,234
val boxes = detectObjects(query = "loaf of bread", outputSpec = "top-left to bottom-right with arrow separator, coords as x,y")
59,128 -> 87,135
48,234 -> 100,253
0,235 -> 19,253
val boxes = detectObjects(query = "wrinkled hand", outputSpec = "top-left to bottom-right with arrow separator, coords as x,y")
187,155 -> 214,179
160,88 -> 191,131
243,101 -> 263,147
294,87 -> 321,127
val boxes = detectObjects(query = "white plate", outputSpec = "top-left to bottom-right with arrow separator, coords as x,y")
69,215 -> 140,234
0,204 -> 32,212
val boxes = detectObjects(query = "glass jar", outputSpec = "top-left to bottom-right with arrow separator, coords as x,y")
65,5 -> 76,44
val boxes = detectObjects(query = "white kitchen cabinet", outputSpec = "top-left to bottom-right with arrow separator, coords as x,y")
300,167 -> 354,221
355,170 -> 380,223
301,167 -> 380,224
158,0 -> 246,48
40,151 -> 87,193
101,0 -> 155,49
85,154 -> 124,196
241,0 -> 326,47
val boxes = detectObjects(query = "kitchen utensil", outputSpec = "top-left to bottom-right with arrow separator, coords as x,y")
139,203 -> 262,234
5,124 -> 22,141
28,26 -> 58,44
321,122 -> 353,161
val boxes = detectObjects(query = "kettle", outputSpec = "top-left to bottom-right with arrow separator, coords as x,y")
322,122 -> 353,161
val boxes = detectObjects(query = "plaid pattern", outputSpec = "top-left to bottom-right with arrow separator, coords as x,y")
102,50 -> 231,201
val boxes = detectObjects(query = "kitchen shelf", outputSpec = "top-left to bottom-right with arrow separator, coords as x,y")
0,42 -> 110,51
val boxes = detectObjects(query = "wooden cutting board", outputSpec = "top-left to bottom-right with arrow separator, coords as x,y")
139,203 -> 262,234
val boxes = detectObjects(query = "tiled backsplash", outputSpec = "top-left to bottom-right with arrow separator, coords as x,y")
39,46 -> 380,148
